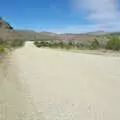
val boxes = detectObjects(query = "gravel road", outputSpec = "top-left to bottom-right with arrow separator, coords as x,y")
0,42 -> 120,120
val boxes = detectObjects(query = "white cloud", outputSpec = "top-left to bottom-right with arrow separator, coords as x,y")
38,0 -> 120,34
70,0 -> 120,32
41,21 -> 120,33
74,0 -> 119,22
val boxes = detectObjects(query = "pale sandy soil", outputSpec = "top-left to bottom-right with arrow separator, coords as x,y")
0,41 -> 120,120
47,48 -> 120,57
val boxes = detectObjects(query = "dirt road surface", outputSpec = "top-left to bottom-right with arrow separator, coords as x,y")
0,42 -> 120,120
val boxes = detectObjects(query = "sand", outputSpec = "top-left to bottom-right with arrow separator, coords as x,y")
0,41 -> 120,120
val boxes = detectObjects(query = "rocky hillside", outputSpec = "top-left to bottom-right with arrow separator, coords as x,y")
0,18 -> 57,40
0,17 -> 13,29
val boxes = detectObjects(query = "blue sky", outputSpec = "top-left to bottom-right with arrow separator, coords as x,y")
0,0 -> 120,33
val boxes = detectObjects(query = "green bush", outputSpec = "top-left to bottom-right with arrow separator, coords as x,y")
0,46 -> 5,52
34,39 -> 107,51
34,40 -> 91,50
0,38 -> 25,53
34,41 -> 51,47
90,39 -> 100,49
106,37 -> 120,51
0,39 -> 7,52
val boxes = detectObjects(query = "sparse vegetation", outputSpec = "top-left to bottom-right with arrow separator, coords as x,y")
10,39 -> 25,48
34,40 -> 93,50
0,38 -> 25,53
106,36 -> 120,51
90,39 -> 100,50
34,36 -> 120,52
0,45 -> 6,52
0,39 -> 8,52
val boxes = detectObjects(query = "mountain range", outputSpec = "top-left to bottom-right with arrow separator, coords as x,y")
0,17 -> 119,41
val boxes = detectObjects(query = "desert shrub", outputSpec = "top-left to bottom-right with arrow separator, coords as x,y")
34,40 -> 50,47
10,39 -> 25,48
0,39 -> 4,45
0,39 -> 8,45
64,44 -> 72,50
75,43 -> 84,49
34,41 -> 40,47
0,45 -> 6,52
34,39 -> 102,50
0,39 -> 8,52
0,38 -> 25,52
90,39 -> 100,49
34,41 -> 43,47
67,41 -> 74,49
68,41 -> 73,46
106,37 -> 120,51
